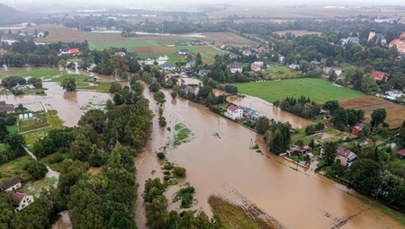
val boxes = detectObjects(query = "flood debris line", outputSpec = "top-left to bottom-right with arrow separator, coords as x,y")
329,206 -> 373,229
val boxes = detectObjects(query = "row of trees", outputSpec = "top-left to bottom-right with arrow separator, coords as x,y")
278,96 -> 321,119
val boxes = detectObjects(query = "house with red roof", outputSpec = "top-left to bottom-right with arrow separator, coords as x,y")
370,71 -> 386,81
12,192 -> 34,212
352,123 -> 366,135
389,32 -> 405,55
69,48 -> 80,55
398,149 -> 405,159
224,105 -> 244,120
242,49 -> 252,56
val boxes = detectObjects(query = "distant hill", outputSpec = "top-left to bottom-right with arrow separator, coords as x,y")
0,3 -> 28,26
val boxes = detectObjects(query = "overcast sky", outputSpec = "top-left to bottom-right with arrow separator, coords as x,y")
2,0 -> 405,7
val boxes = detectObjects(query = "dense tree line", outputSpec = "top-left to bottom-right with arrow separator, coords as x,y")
279,96 -> 321,119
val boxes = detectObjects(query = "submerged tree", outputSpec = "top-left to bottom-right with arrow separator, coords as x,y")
61,78 -> 76,91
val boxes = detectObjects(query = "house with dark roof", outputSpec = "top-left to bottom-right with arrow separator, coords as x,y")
336,147 -> 358,166
0,178 -> 22,192
161,63 -> 177,71
186,61 -> 196,69
12,192 -> 34,212
178,49 -> 190,55
198,69 -> 211,76
243,107 -> 260,120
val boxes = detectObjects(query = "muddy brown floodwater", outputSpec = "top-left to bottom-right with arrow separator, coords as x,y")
135,88 -> 404,229
0,82 -> 112,127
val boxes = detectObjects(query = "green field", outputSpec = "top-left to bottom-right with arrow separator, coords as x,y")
266,66 -> 298,79
234,78 -> 365,103
0,156 -> 33,184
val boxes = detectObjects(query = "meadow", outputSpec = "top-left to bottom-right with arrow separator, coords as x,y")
234,78 -> 365,103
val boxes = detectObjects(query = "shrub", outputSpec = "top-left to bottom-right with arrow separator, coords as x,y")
172,167 -> 186,178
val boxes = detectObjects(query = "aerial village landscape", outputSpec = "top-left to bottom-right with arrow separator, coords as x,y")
0,0 -> 405,228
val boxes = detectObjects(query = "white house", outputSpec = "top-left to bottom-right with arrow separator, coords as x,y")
178,49 -> 190,55
0,178 -> 22,192
224,105 -> 244,120
229,64 -> 243,74
12,192 -> 34,212
162,63 -> 177,71
253,61 -> 264,67
385,90 -> 403,99
288,64 -> 300,70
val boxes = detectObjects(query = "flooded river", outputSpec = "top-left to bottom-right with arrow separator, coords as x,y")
0,82 -> 112,127
135,88 -> 404,229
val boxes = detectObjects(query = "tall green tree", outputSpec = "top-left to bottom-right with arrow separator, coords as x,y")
61,78 -> 76,91
371,108 -> 387,129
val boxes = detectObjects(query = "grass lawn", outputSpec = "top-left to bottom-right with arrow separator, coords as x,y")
19,69 -> 62,78
0,156 -> 33,184
266,66 -> 298,79
234,78 -> 365,103
19,112 -> 49,132
22,110 -> 64,145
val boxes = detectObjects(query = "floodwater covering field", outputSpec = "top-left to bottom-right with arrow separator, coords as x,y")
135,87 -> 404,229
0,82 -> 112,127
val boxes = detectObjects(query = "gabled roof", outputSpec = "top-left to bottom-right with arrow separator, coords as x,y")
11,192 -> 27,204
398,149 -> 405,157
227,105 -> 239,112
336,147 -> 355,158
229,63 -> 242,68
370,71 -> 385,81
69,48 -> 80,54
354,123 -> 366,130
1,178 -> 21,190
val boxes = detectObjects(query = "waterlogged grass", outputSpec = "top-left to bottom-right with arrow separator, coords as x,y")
208,196 -> 278,229
173,123 -> 194,146
234,78 -> 365,103
21,176 -> 59,198
0,156 -> 33,184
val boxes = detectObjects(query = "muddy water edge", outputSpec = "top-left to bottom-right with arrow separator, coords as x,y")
135,87 -> 404,229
